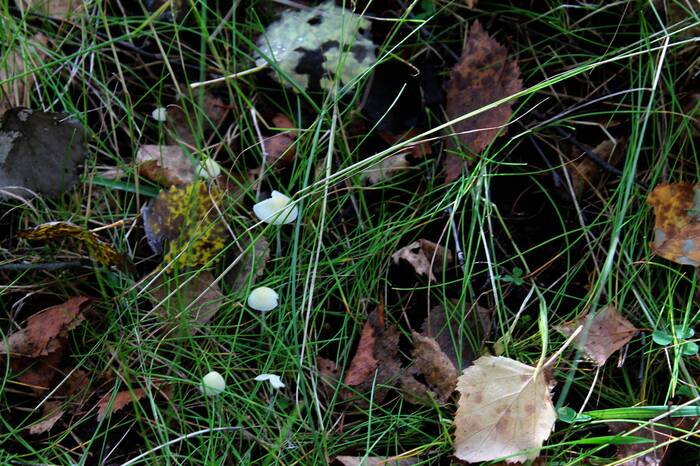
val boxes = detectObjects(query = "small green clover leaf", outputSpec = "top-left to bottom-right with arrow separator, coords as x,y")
499,267 -> 524,286
652,325 -> 698,356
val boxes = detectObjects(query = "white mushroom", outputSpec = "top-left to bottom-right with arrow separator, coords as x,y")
196,157 -> 221,179
247,286 -> 279,312
253,191 -> 298,225
255,373 -> 285,389
201,371 -> 226,396
151,107 -> 168,122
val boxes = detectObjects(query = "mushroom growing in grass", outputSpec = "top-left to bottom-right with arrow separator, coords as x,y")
201,371 -> 226,396
247,286 -> 279,312
255,373 -> 285,389
253,191 -> 298,225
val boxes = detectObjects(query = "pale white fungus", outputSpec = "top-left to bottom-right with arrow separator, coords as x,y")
247,286 -> 279,312
196,158 -> 221,179
253,191 -> 298,225
255,373 -> 285,389
151,107 -> 168,122
201,371 -> 226,396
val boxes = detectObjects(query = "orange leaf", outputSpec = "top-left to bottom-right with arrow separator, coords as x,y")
646,182 -> 700,266
97,388 -> 147,421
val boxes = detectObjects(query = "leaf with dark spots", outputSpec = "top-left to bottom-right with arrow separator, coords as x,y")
391,239 -> 453,282
444,21 -> 522,182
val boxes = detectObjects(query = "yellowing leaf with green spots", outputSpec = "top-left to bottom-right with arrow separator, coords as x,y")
143,182 -> 227,270
647,182 -> 700,266
18,221 -> 124,267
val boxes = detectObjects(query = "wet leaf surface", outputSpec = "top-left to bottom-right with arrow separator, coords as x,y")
647,182 -> 700,266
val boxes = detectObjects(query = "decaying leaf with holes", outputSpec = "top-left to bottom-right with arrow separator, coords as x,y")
454,356 -> 556,463
556,305 -> 637,366
142,182 -> 228,270
136,145 -> 196,186
391,239 -> 453,282
646,182 -> 700,266
444,21 -> 522,182
17,222 -> 124,267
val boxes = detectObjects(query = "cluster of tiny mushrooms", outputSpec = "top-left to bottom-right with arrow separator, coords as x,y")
201,193 -> 297,396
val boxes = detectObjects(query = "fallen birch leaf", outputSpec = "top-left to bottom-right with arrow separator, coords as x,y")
411,331 -> 457,402
335,455 -> 417,466
567,139 -> 625,198
146,271 -> 224,328
20,0 -> 85,17
454,356 -> 556,463
362,153 -> 411,185
266,114 -> 297,166
14,341 -> 65,393
142,182 -> 227,270
18,221 -> 124,267
28,401 -> 64,435
557,305 -> 637,366
97,388 -> 147,421
136,145 -> 196,186
164,92 -> 228,147
391,239 -> 452,282
0,108 -> 86,198
646,182 -> 700,266
444,21 -> 522,182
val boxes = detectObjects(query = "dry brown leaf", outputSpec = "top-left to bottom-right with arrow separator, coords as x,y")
391,239 -> 452,282
465,0 -> 478,8
97,388 -> 147,421
335,455 -> 417,466
146,271 -> 224,328
344,317 -> 379,386
0,34 -> 47,116
1,297 -> 90,357
607,418 -> 694,466
444,20 -> 522,183
411,331 -> 457,402
165,93 -> 227,147
266,114 -> 297,166
28,401 -> 64,435
20,0 -> 85,17
454,356 -> 556,463
567,139 -> 625,198
317,356 -> 341,397
136,145 -> 196,186
646,183 -> 700,266
557,305 -> 637,366
14,340 -> 65,393
362,153 -> 411,185
343,307 -> 401,403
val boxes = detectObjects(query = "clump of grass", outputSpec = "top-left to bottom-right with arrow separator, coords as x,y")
1,1 -> 699,464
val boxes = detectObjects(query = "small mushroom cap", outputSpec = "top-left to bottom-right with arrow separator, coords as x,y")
247,286 -> 279,311
151,107 -> 168,122
201,371 -> 226,396
253,191 -> 298,225
255,373 -> 285,389
196,158 -> 221,179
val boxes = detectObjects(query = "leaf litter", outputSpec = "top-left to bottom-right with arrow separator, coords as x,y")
391,239 -> 453,282
444,20 -> 522,182
454,356 -> 557,463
